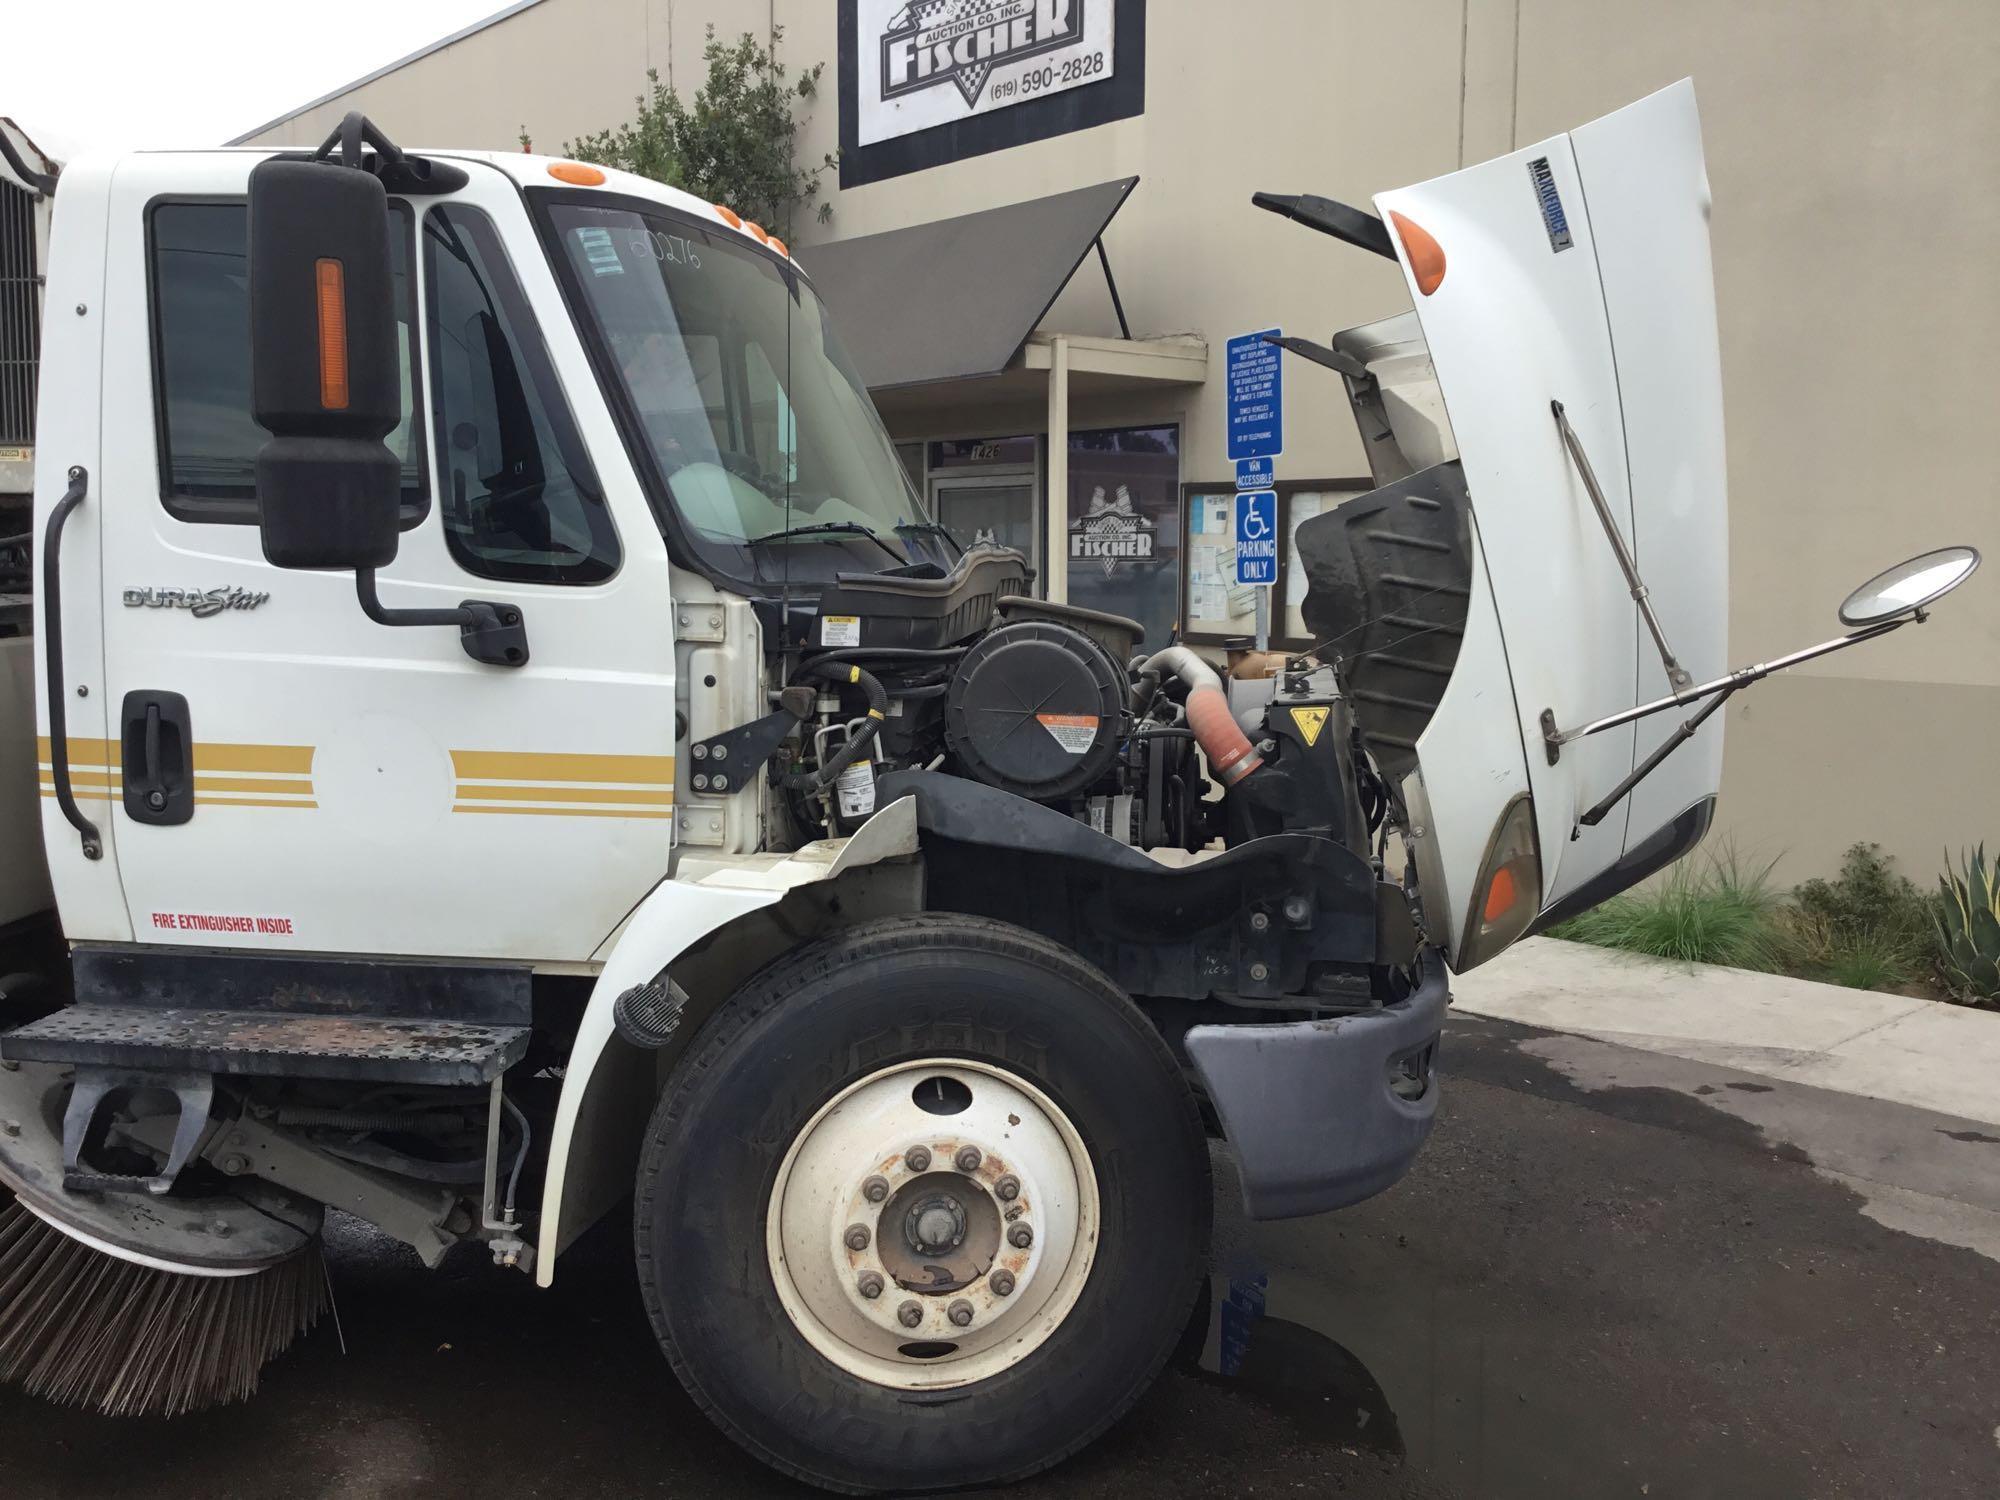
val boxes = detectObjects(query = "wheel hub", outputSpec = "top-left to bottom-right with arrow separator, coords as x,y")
765,1060 -> 1099,1390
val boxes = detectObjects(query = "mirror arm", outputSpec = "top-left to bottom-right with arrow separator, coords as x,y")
355,569 -> 532,669
1544,613 -> 1915,761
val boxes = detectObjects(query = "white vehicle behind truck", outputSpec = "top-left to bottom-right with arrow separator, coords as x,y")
0,83 -> 1977,1492
1,117 -> 59,940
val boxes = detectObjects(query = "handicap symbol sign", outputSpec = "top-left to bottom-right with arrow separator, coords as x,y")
1234,490 -> 1278,586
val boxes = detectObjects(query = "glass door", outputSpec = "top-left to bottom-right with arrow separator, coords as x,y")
929,472 -> 1039,577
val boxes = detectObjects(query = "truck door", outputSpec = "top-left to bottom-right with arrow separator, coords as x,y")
95,154 -> 678,961
1381,80 -> 1728,943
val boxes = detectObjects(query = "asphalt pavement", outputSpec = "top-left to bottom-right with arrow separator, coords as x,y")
0,1014 -> 1995,1499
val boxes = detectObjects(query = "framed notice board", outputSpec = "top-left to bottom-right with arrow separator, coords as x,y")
1178,478 -> 1372,649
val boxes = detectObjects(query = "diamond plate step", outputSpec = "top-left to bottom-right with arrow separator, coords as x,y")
0,1005 -> 529,1086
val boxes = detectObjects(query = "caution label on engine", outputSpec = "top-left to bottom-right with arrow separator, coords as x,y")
1038,713 -> 1100,754
1289,706 -> 1330,746
820,614 -> 861,647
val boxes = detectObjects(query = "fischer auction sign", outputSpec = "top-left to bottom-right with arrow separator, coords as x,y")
858,0 -> 1114,146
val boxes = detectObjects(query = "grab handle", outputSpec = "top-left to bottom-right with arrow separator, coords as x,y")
42,466 -> 102,860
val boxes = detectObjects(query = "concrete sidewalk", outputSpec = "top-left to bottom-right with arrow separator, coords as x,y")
1451,936 -> 2000,1128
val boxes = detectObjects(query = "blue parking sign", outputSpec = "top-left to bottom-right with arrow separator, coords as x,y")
1235,490 -> 1278,586
1226,329 -> 1283,462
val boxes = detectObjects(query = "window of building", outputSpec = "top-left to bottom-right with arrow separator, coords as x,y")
148,199 -> 427,525
423,205 -> 618,585
1066,425 -> 1180,647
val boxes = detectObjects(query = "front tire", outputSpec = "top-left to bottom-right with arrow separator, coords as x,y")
634,914 -> 1210,1494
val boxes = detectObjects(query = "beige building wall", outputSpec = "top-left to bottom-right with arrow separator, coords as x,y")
242,0 -> 2000,885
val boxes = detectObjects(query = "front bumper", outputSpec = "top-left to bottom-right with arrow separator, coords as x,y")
1185,946 -> 1449,1219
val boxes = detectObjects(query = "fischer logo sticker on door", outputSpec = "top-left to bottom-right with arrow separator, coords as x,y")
860,0 -> 1112,146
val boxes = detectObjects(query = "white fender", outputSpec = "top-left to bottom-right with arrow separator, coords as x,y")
535,797 -> 921,1283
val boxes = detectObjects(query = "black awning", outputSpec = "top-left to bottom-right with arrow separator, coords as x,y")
795,177 -> 1136,392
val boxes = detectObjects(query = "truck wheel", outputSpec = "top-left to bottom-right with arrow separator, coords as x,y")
634,913 -> 1209,1494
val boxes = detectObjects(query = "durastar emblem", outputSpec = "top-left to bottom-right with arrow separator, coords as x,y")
881,0 -> 1086,109
1068,485 -> 1153,576
124,586 -> 269,619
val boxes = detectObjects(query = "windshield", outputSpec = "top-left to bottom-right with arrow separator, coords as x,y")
543,198 -> 934,584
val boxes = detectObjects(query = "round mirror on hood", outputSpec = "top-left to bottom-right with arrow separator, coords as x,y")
1838,546 -> 1981,626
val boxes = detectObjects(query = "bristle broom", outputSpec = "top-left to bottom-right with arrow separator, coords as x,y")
0,1196 -> 326,1416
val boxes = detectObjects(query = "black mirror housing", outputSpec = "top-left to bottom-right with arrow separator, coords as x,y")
247,157 -> 402,571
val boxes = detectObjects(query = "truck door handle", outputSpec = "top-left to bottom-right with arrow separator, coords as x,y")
41,465 -> 102,859
120,691 -> 194,826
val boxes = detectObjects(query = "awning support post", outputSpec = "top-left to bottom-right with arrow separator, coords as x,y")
1046,335 -> 1070,605
1095,238 -> 1132,341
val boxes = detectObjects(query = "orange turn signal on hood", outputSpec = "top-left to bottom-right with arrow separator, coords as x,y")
547,161 -> 606,186
313,258 -> 349,410
1388,211 -> 1446,296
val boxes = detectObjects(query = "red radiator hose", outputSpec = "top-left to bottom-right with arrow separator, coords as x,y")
1136,647 -> 1263,785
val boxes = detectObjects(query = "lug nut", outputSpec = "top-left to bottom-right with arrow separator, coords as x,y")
990,1269 -> 1016,1297
898,1300 -> 923,1329
856,1271 -> 885,1299
844,1223 -> 871,1251
1008,1223 -> 1034,1249
947,1299 -> 974,1327
954,1145 -> 982,1173
862,1175 -> 890,1203
1249,962 -> 1270,983
1249,910 -> 1271,932
994,1175 -> 1020,1201
905,1145 -> 932,1172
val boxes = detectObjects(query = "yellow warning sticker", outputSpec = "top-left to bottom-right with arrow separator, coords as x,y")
1290,706 -> 1330,747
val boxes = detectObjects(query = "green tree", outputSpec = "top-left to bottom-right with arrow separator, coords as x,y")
557,25 -> 835,231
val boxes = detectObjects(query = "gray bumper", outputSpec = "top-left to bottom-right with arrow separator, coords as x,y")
1185,947 -> 1449,1219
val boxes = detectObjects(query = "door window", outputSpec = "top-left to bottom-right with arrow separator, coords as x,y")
423,205 -> 619,585
148,200 -> 427,524
1065,426 -> 1181,645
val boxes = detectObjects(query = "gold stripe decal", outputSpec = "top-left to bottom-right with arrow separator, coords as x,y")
450,748 -> 676,818
38,739 -> 316,810
450,750 -> 675,785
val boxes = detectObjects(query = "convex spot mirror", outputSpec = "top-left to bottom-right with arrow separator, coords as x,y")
247,157 -> 403,572
1838,546 -> 1981,627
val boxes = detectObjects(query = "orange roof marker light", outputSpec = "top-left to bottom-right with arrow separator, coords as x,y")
547,161 -> 606,186
1388,210 -> 1446,296
743,221 -> 771,245
766,234 -> 788,258
714,204 -> 743,229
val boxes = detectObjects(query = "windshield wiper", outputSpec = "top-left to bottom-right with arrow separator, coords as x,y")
750,520 -> 905,564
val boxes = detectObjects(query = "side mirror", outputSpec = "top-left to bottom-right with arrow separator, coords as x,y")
247,156 -> 402,570
1838,545 -> 1981,626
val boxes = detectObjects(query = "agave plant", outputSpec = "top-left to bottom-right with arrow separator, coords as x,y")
1935,846 -> 2000,1002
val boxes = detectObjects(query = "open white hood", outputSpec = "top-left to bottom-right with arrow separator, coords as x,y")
1378,80 -> 1728,964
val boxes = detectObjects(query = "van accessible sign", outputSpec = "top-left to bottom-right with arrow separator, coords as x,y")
858,0 -> 1115,147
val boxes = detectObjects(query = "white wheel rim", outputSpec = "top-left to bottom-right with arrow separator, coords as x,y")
765,1058 -> 1099,1390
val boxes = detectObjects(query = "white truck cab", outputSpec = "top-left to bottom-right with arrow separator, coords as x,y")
0,83 -> 1976,1493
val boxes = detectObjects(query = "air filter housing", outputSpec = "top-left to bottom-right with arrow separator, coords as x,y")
943,621 -> 1123,802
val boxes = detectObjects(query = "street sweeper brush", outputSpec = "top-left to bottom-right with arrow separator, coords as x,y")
0,1194 -> 327,1416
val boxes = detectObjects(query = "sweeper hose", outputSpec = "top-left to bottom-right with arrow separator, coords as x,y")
0,1187 -> 328,1417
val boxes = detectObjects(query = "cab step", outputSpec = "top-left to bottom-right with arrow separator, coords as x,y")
0,1004 -> 528,1086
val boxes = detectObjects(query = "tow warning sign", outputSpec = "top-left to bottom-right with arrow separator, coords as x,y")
1289,706 -> 1330,747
